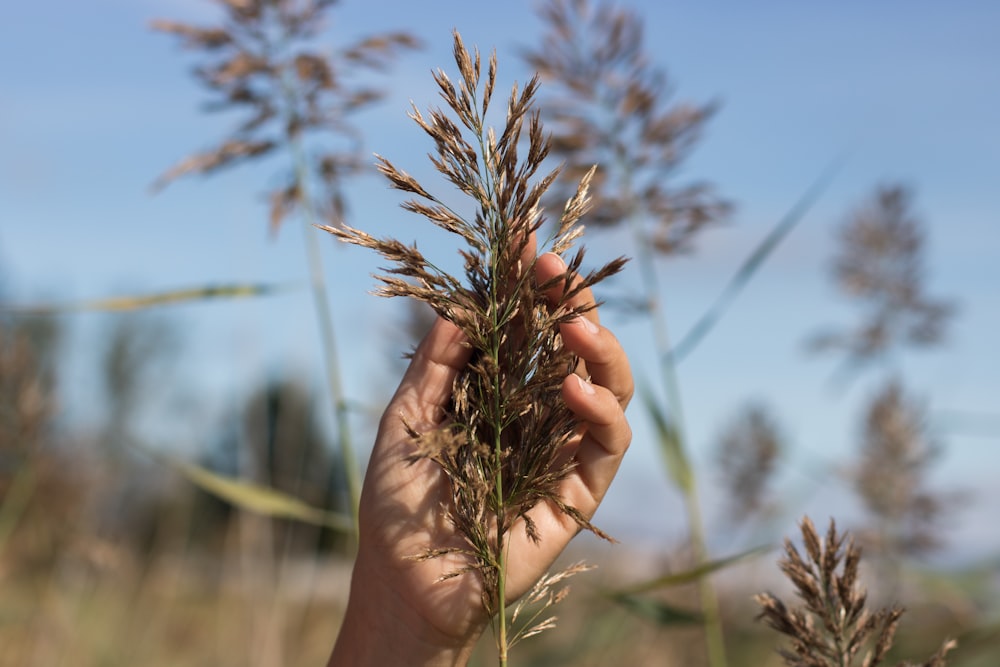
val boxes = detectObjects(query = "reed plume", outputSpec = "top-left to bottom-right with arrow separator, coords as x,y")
524,0 -> 730,254
153,0 -> 420,532
808,184 -> 957,586
524,3 -> 730,663
756,516 -> 956,667
714,402 -> 783,523
321,30 -> 626,659
810,185 -> 954,373
151,0 -> 419,232
852,378 -> 953,593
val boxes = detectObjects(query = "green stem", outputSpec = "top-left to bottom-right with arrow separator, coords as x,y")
611,110 -> 728,657
287,130 -> 361,541
0,460 -> 35,556
269,33 -> 361,537
492,243 -> 509,667
627,214 -> 728,667
476,100 -> 509,665
496,466 -> 508,667
684,475 -> 728,667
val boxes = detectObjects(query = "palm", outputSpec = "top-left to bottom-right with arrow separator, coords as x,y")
341,251 -> 632,662
358,368 -> 582,645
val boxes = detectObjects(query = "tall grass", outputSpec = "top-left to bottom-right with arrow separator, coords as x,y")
152,0 -> 420,535
324,30 -> 625,664
524,2 -> 732,663
1,2 -> 995,667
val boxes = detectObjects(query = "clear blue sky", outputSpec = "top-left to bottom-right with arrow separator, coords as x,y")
2,0 -> 998,562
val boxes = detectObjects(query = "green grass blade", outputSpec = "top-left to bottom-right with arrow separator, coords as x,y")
0,463 -> 37,557
609,592 -> 704,626
146,449 -> 353,533
615,546 -> 772,596
640,382 -> 693,495
1,283 -> 289,314
671,158 -> 844,363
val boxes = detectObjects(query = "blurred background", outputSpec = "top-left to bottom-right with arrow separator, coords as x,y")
2,0 -> 998,665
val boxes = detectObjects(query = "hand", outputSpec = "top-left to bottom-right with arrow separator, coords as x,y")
328,250 -> 633,666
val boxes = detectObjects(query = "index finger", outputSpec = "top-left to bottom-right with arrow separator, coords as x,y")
390,316 -> 471,423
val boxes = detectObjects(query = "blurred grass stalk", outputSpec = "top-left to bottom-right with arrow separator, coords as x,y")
523,4 -> 847,661
285,110 -> 361,539
629,207 -> 728,667
523,1 -> 734,662
151,1 -> 420,537
0,464 -> 36,560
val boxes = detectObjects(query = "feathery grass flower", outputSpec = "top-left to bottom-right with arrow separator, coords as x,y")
756,516 -> 956,667
322,29 -> 626,656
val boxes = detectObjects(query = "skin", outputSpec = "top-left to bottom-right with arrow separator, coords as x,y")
328,249 -> 634,666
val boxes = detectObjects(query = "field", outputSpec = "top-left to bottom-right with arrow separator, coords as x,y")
2,1 -> 998,665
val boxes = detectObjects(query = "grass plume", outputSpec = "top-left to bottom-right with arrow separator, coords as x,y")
851,378 -> 955,595
524,2 -> 730,663
810,185 -> 955,376
322,30 -> 626,662
153,0 -> 421,535
714,403 -> 784,524
756,516 -> 957,667
523,0 -> 730,253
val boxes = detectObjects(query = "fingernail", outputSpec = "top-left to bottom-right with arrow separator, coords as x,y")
543,252 -> 567,270
576,315 -> 599,335
575,373 -> 596,395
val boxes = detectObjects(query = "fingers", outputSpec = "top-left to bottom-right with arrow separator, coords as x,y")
535,252 -> 634,410
535,251 -> 598,324
561,314 -> 634,408
391,316 -> 471,423
535,250 -> 633,513
561,373 -> 632,506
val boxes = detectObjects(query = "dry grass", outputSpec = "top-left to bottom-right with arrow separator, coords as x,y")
322,29 -> 625,658
152,0 -> 422,535
3,4 -> 995,667
3,533 -> 988,667
810,184 -> 955,372
0,546 -> 350,667
524,0 -> 730,254
756,517 -> 957,667
713,403 -> 784,524
151,0 -> 419,234
854,380 -> 950,564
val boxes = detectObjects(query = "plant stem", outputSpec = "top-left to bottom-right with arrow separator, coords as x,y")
684,472 -> 728,667
491,229 -> 509,667
269,43 -> 361,539
496,467 -> 508,667
612,137 -> 728,664
287,130 -> 361,540
477,104 -> 510,664
0,460 -> 35,556
627,213 -> 728,667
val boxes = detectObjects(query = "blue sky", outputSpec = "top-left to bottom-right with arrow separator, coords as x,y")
2,0 -> 998,562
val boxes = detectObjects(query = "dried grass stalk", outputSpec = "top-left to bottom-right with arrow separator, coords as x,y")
152,0 -> 419,233
321,29 -> 625,647
810,185 -> 954,369
524,0 -> 730,255
714,403 -> 783,523
756,516 -> 956,667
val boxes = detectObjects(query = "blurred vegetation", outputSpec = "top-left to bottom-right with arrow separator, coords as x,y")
1,0 -> 998,666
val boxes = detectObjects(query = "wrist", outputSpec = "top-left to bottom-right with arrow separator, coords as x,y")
328,551 -> 482,667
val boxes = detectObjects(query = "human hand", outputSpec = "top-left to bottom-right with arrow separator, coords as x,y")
328,250 -> 633,666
